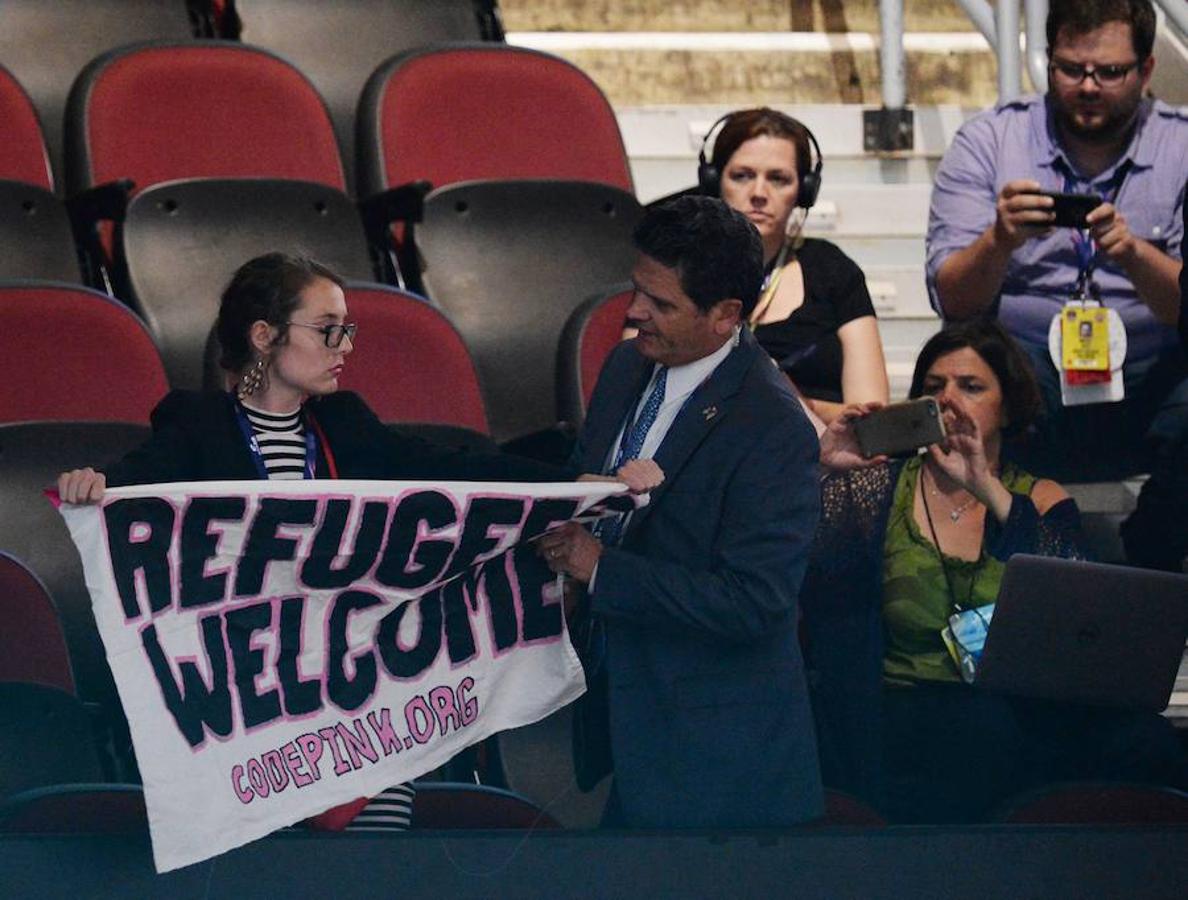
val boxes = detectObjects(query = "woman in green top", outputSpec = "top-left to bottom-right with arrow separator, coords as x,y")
807,320 -> 1183,822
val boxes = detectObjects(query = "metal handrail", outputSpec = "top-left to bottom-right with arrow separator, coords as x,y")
1024,0 -> 1050,94
996,0 -> 1023,99
879,0 -> 906,109
1154,0 -> 1188,38
947,0 -> 1184,103
871,0 -> 1182,148
952,0 -> 997,47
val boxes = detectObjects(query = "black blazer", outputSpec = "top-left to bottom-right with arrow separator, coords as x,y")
103,390 -> 564,486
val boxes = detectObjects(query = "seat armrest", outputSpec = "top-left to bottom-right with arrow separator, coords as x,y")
66,179 -> 135,232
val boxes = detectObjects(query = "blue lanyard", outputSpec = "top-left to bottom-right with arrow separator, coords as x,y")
231,395 -> 319,480
1064,160 -> 1132,298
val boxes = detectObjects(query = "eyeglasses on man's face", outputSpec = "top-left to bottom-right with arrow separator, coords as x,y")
1048,58 -> 1141,88
287,321 -> 358,348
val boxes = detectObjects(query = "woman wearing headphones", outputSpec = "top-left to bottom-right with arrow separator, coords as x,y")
704,108 -> 889,424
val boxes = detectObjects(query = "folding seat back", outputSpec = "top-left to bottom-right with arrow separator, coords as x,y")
358,44 -> 633,200
66,41 -> 345,197
0,65 -> 80,282
0,783 -> 147,833
336,283 -> 489,433
413,179 -> 640,444
556,285 -> 633,427
0,0 -> 194,189
0,183 -> 80,283
0,552 -> 75,695
0,282 -> 167,424
0,421 -> 150,716
233,0 -> 489,191
121,179 -> 373,388
0,683 -> 104,801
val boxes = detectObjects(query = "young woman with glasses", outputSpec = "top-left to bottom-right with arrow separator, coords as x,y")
57,251 -> 660,831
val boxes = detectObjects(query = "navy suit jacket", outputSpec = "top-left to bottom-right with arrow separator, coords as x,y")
574,327 -> 824,827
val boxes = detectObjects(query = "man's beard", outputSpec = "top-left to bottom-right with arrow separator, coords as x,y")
1051,90 -> 1142,146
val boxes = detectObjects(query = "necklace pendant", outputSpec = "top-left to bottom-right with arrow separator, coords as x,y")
950,509 -> 962,522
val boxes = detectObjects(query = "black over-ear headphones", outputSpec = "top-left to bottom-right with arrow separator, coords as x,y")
697,109 -> 823,209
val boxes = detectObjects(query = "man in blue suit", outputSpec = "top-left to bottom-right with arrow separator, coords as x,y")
539,196 -> 823,827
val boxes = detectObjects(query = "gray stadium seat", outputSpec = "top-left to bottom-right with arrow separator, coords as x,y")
413,179 -> 641,444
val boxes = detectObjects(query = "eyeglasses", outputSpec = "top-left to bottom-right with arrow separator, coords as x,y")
1048,59 -> 1140,87
287,321 -> 358,348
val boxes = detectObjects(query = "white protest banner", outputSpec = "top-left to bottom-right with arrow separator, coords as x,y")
57,479 -> 634,872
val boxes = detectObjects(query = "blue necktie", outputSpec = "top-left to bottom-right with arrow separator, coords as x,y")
581,367 -> 667,675
596,366 -> 667,547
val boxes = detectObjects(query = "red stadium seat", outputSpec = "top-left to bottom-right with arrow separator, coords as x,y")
358,43 -> 632,200
66,41 -> 345,197
0,63 -> 52,190
0,422 -> 151,737
0,0 -> 194,191
0,282 -> 167,424
409,782 -> 561,830
556,285 -> 633,426
338,284 -> 489,434
0,784 -> 146,833
0,684 -> 105,802
809,789 -> 889,828
0,553 -> 75,696
230,0 -> 491,191
64,43 -> 372,387
200,283 -> 490,437
994,782 -> 1188,825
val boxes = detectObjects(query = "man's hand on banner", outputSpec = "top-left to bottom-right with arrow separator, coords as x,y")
57,467 -> 107,504
577,459 -> 664,494
537,521 -> 602,584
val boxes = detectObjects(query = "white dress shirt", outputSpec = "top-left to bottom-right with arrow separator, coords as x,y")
602,328 -> 739,472
589,328 -> 739,588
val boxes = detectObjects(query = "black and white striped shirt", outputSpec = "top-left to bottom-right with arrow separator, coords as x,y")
346,784 -> 416,831
241,403 -> 307,480
242,403 -> 415,829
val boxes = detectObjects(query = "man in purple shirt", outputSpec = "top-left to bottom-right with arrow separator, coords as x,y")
926,0 -> 1187,570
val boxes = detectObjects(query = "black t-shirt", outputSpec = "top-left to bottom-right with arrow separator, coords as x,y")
752,238 -> 876,403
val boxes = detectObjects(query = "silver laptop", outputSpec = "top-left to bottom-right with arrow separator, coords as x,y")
976,555 -> 1188,711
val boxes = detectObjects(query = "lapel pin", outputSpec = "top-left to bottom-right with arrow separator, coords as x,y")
702,405 -> 718,421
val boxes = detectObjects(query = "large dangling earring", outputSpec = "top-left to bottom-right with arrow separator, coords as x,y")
237,357 -> 267,400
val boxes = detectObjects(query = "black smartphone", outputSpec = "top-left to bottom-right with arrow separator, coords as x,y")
1038,191 -> 1103,228
853,397 -> 947,459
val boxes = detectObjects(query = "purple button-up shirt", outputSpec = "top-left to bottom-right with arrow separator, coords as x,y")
926,94 -> 1187,362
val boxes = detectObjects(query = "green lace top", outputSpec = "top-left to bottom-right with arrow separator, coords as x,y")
882,456 -> 1036,685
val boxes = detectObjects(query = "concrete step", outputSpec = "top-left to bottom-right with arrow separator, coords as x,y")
500,0 -> 980,33
805,182 -> 933,236
828,236 -> 927,268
